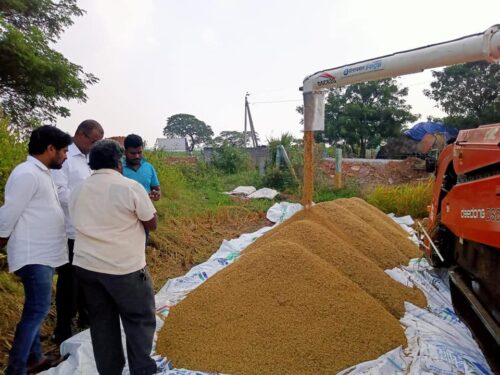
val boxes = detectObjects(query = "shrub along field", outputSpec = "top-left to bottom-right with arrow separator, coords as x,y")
366,179 -> 434,218
0,119 -> 26,205
0,127 -> 433,370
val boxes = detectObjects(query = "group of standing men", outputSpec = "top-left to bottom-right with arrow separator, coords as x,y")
0,121 -> 161,375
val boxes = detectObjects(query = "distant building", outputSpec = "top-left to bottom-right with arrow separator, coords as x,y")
155,138 -> 189,152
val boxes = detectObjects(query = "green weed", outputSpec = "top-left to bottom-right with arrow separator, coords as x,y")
144,151 -> 272,218
211,145 -> 254,174
314,186 -> 361,203
0,272 -> 22,295
366,179 -> 433,218
0,117 -> 27,205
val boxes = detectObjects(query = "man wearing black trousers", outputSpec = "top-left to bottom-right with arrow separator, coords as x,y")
51,119 -> 104,344
70,140 -> 158,375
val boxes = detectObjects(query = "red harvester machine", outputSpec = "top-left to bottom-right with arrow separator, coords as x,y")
422,123 -> 499,360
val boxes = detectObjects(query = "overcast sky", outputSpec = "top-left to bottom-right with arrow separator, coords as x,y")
54,0 -> 500,147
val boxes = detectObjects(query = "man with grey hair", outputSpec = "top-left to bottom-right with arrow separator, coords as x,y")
70,140 -> 158,375
52,119 -> 104,344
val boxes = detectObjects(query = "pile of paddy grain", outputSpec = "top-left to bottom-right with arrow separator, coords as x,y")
157,198 -> 426,374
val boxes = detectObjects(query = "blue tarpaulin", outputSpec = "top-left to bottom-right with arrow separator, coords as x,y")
404,122 -> 458,142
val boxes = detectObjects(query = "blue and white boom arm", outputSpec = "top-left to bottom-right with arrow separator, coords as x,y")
302,25 -> 500,131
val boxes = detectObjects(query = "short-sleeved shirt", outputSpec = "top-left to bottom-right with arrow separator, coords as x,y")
69,169 -> 156,275
0,156 -> 67,272
122,159 -> 159,193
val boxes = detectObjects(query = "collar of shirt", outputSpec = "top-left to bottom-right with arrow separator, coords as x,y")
27,155 -> 49,172
93,168 -> 122,176
68,142 -> 86,158
124,158 -> 144,170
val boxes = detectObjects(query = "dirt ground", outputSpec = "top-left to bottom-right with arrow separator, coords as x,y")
147,208 -> 270,292
321,157 -> 429,186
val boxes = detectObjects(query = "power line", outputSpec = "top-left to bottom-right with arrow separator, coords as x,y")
251,99 -> 302,104
249,87 -> 299,95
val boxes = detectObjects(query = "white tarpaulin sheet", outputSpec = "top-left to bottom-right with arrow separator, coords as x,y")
42,202 -> 493,375
225,186 -> 256,196
247,187 -> 278,199
225,186 -> 279,199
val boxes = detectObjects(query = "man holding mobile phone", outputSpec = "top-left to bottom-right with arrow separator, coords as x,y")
122,134 -> 160,245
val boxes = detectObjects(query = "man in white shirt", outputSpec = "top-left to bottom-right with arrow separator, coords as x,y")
70,140 -> 158,375
0,125 -> 72,375
51,119 -> 103,345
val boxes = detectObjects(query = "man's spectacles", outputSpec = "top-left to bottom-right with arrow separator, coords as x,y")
84,133 -> 101,144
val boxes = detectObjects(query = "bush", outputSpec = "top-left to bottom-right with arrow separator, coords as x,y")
144,151 -> 228,217
366,179 -> 434,218
144,150 -> 188,200
144,151 -> 268,218
0,117 -> 26,204
264,133 -> 304,194
266,132 -> 297,165
211,145 -> 253,174
263,166 -> 298,192
309,161 -> 362,203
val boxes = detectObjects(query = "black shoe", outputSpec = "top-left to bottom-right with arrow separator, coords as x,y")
28,354 -> 65,374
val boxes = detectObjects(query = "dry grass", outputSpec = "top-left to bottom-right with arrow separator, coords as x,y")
0,273 -> 58,372
0,273 -> 24,354
366,179 -> 434,218
148,206 -> 269,291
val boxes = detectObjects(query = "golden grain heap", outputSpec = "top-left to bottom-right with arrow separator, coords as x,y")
157,198 -> 426,374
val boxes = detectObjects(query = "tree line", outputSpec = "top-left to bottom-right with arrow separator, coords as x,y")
1,1 -> 499,155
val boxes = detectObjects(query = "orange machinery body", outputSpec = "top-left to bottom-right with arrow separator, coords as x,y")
426,124 -> 500,254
